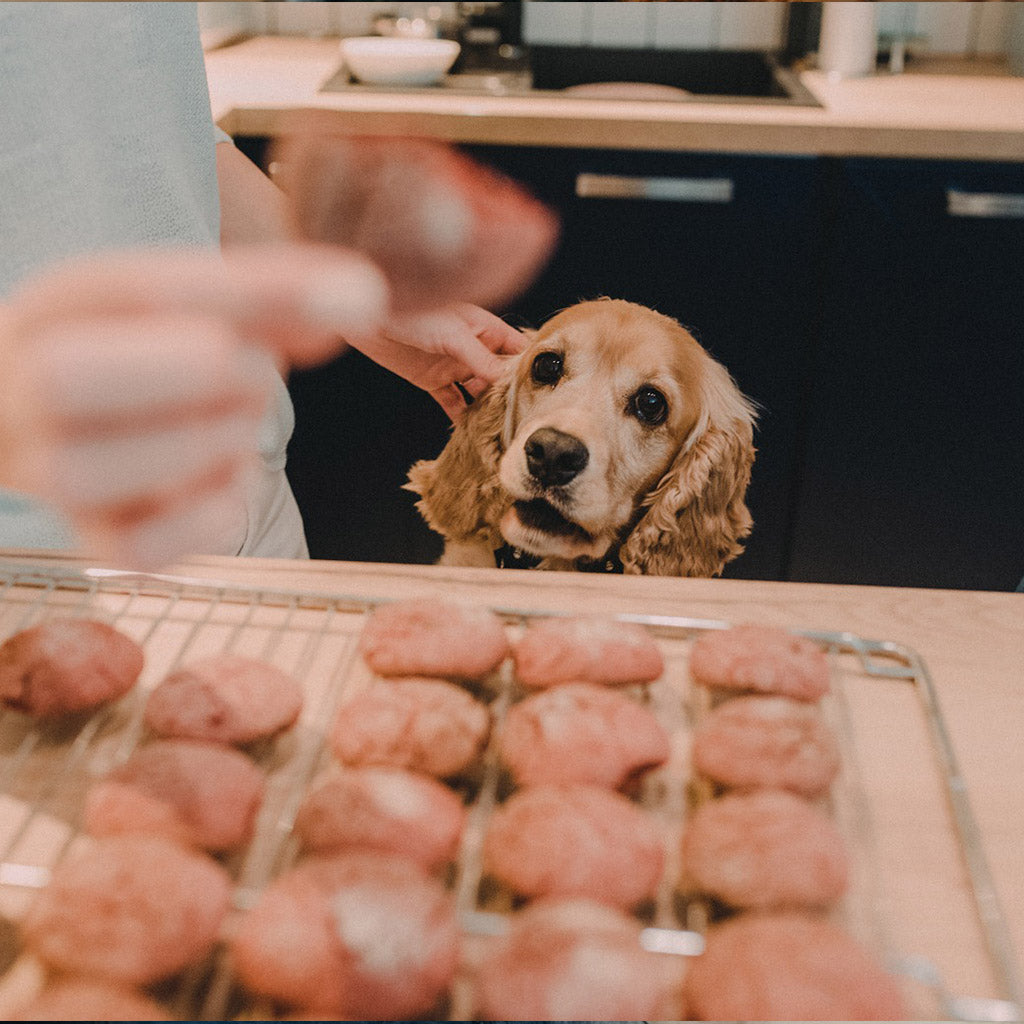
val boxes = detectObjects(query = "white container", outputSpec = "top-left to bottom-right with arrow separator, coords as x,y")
340,37 -> 461,87
818,2 -> 878,80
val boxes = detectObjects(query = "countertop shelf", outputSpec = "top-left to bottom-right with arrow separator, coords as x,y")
204,36 -> 1024,160
1,549 -> 1021,1010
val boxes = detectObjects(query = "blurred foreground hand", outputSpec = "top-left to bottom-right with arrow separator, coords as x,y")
275,130 -> 559,314
0,246 -> 389,569
0,134 -> 555,570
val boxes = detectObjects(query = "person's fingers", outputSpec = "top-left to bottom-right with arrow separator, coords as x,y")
437,329 -> 508,384
453,304 -> 530,356
426,308 -> 526,384
430,383 -> 469,421
80,466 -> 252,571
24,316 -> 270,431
412,313 -> 523,383
459,376 -> 490,401
5,314 -> 269,512
7,245 -> 391,369
45,412 -> 263,510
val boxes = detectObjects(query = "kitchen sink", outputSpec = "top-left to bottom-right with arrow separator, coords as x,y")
526,46 -> 819,105
321,47 -> 821,107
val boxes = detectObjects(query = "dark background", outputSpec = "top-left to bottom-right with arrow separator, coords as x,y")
239,4 -> 1024,591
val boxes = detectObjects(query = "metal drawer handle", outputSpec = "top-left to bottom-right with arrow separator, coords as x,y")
575,173 -> 734,203
946,189 -> 1024,220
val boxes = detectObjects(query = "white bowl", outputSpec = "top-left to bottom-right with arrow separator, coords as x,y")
340,36 -> 461,87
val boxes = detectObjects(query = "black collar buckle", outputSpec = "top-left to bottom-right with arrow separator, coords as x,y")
493,544 -> 623,574
494,544 -> 542,570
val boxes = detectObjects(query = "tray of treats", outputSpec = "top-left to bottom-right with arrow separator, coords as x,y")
0,561 -> 1019,1021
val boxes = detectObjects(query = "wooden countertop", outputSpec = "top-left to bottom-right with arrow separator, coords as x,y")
0,549 -> 1021,1015
204,36 -> 1024,160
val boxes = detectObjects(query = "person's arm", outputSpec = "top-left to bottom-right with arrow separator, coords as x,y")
352,304 -> 529,420
214,139 -> 529,418
0,247 -> 389,569
216,141 -> 292,246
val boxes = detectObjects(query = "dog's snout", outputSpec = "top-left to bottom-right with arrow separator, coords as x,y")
524,428 -> 589,487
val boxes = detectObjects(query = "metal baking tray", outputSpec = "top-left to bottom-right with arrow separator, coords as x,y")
0,561 -> 1018,1021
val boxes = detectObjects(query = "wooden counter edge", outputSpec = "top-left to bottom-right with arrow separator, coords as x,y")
219,102 -> 1024,162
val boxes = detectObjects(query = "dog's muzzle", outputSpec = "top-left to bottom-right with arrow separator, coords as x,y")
524,428 -> 589,488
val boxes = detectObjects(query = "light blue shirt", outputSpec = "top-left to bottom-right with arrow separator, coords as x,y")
0,2 -> 294,551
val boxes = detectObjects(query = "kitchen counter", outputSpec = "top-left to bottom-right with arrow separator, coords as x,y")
0,549 -> 1021,1015
204,36 -> 1024,160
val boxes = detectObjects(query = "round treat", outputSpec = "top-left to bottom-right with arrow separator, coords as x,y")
330,678 -> 489,778
359,598 -> 510,680
683,911 -> 908,1021
498,682 -> 669,790
511,615 -> 663,688
680,789 -> 848,911
294,765 -> 466,870
691,694 -> 841,798
483,784 -> 664,910
475,898 -> 679,1021
84,738 -> 266,852
21,835 -> 231,986
231,852 -> 459,1018
0,617 -> 143,717
144,653 -> 303,745
689,623 -> 829,701
280,132 -> 559,313
16,979 -> 172,1021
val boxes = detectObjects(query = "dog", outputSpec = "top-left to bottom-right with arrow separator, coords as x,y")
406,298 -> 757,576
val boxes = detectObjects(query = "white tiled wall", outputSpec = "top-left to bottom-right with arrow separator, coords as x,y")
522,1 -> 788,51
649,4 -> 718,51
975,2 -> 1014,55
197,2 -> 1019,57
861,2 -> 1012,56
202,3 -> 460,39
522,1 -> 1016,57
520,2 -> 591,45
718,2 -> 787,51
588,2 -> 651,48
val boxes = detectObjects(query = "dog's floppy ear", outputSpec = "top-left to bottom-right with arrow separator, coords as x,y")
620,359 -> 757,577
406,370 -> 516,548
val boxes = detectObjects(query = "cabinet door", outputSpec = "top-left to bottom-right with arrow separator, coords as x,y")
789,159 -> 1024,590
466,146 -> 823,581
286,350 -> 453,564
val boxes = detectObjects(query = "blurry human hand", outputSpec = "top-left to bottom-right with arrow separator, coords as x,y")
277,131 -> 558,314
351,304 -> 529,420
0,245 -> 389,569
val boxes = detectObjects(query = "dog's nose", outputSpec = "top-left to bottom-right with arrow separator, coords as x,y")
524,428 -> 589,487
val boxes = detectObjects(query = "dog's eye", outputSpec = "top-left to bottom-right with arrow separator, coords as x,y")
630,386 -> 668,425
531,351 -> 563,385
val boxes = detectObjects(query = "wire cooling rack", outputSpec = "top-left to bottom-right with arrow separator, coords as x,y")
0,560 -> 1019,1021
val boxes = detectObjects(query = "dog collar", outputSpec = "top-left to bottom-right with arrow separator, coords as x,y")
575,551 -> 624,574
493,544 -> 623,574
493,544 -> 542,570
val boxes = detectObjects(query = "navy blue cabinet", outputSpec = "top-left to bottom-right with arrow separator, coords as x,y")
286,348 -> 453,565
789,159 -> 1024,590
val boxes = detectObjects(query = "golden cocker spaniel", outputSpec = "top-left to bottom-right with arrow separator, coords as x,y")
407,298 -> 757,576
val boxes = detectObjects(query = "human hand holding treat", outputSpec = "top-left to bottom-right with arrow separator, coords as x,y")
274,128 -> 559,314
